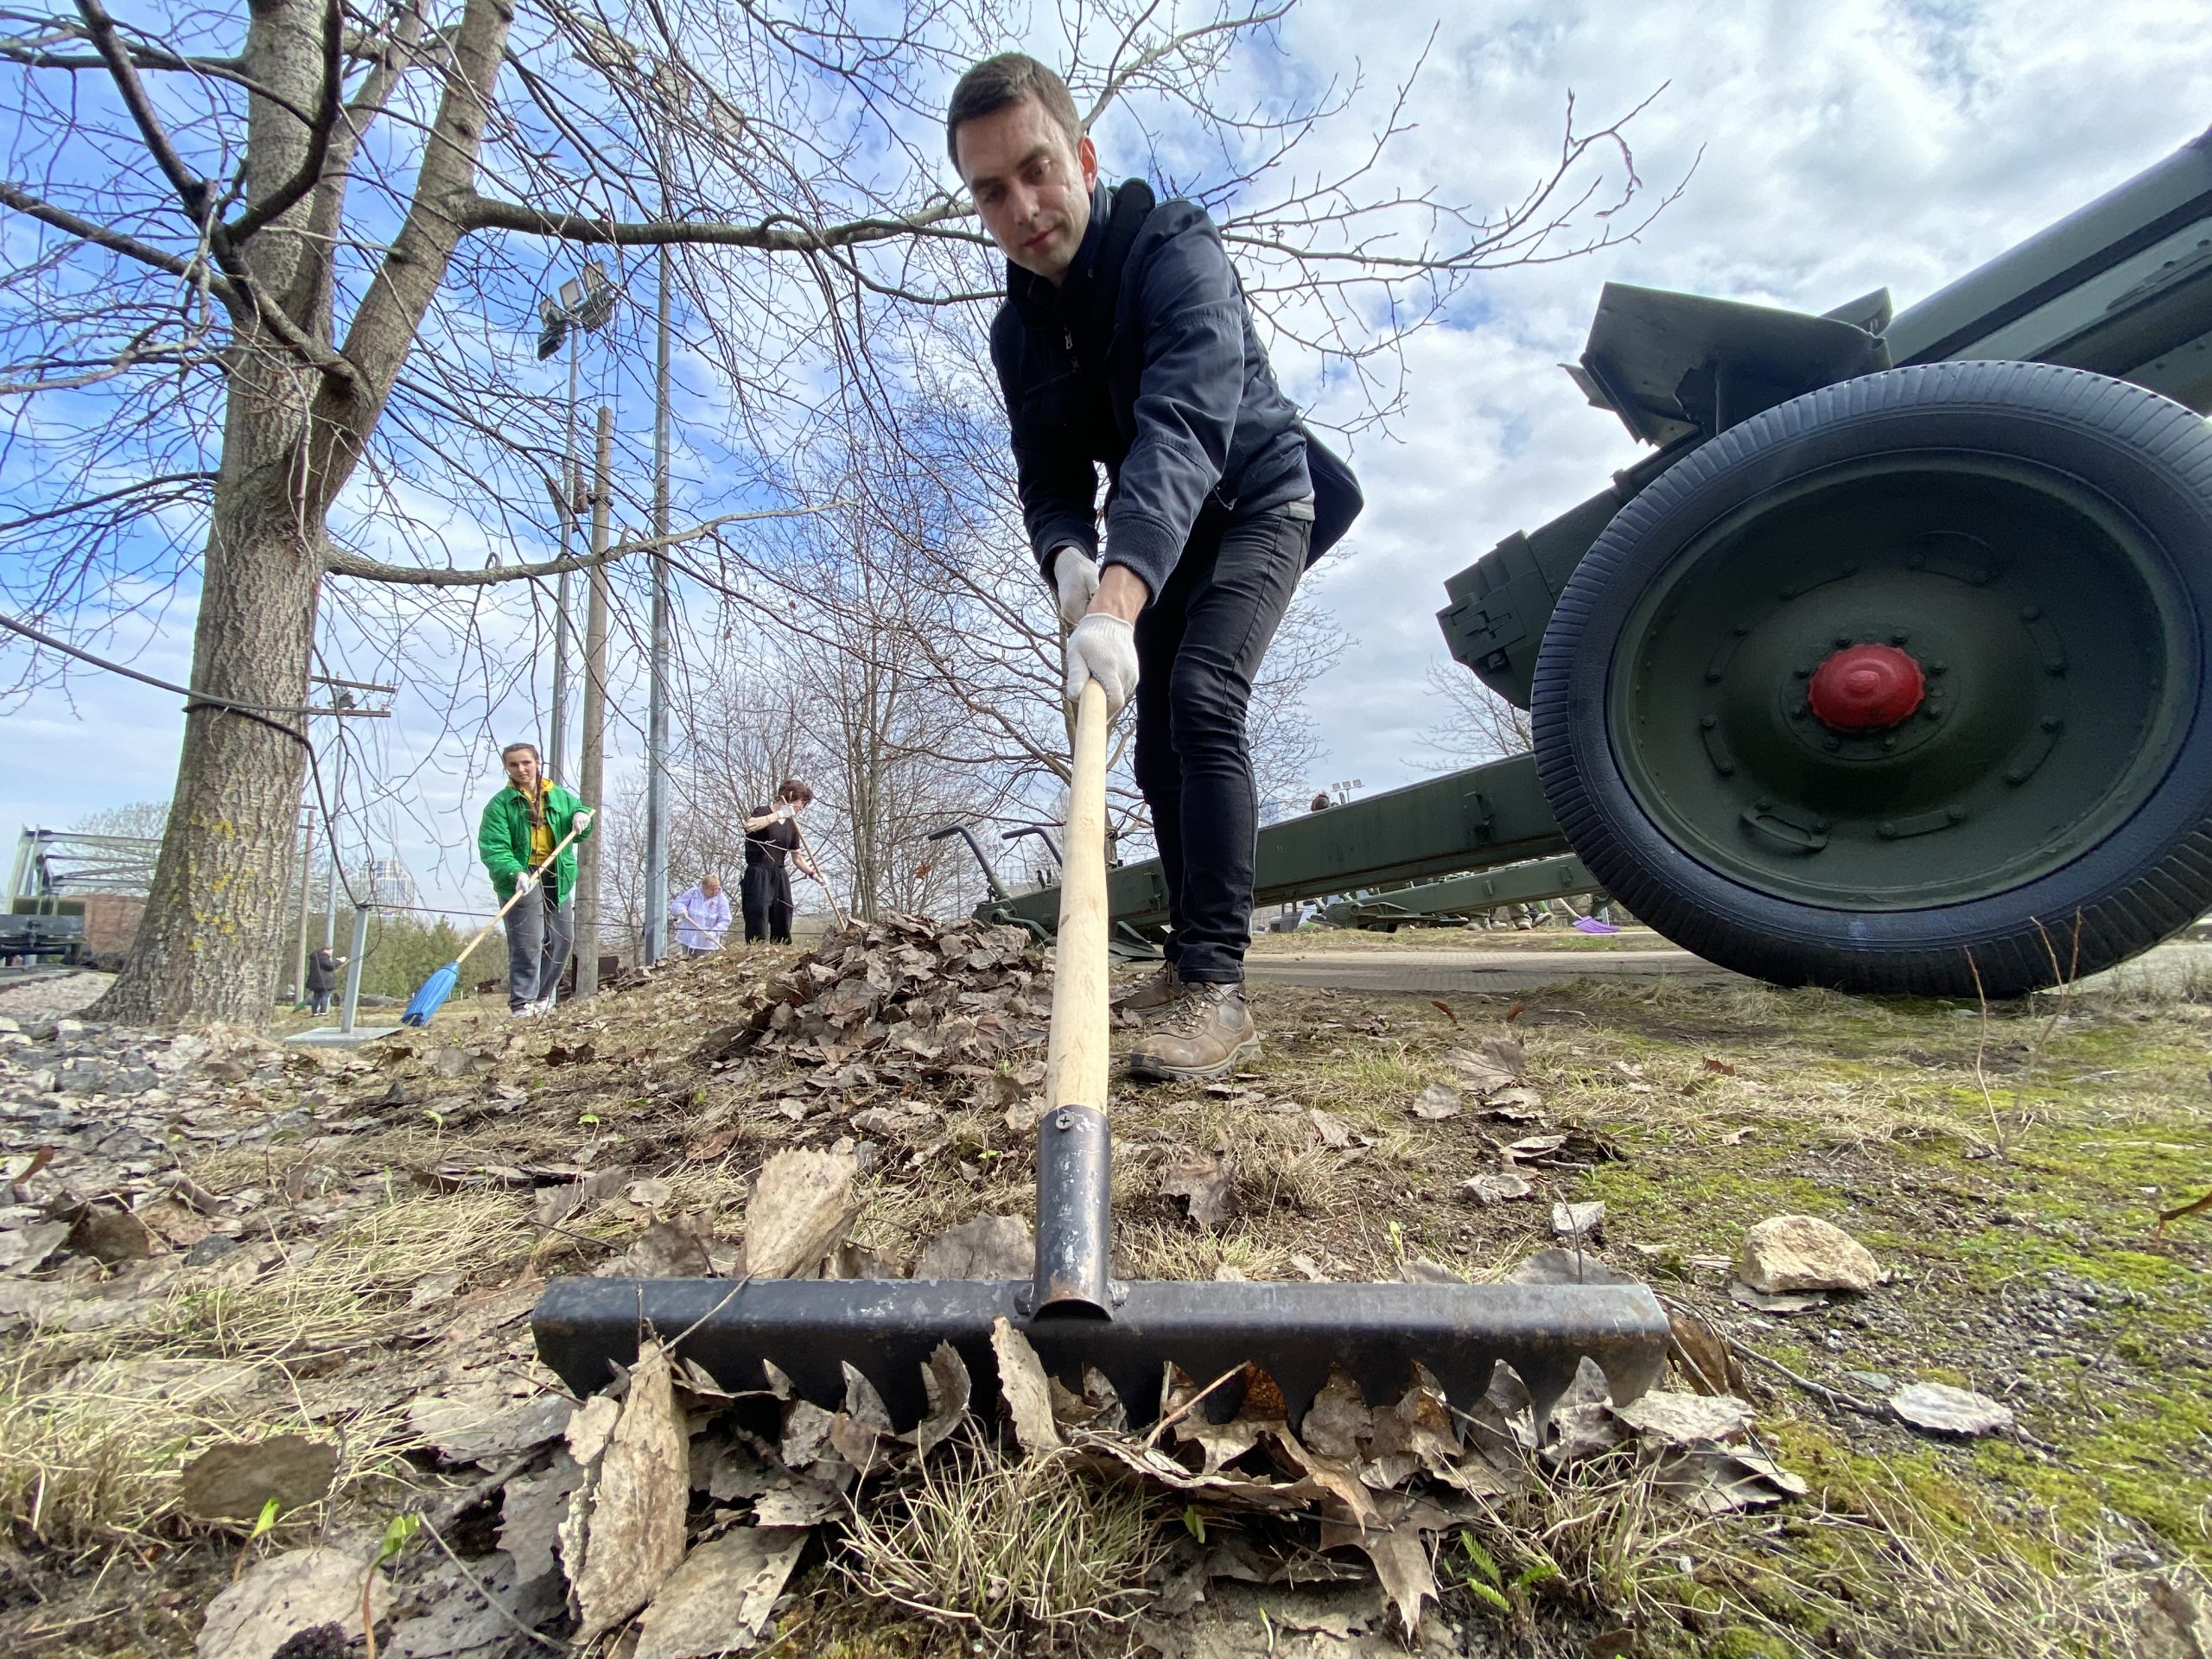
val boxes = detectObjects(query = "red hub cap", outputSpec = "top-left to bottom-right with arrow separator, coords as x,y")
1808,643 -> 1926,732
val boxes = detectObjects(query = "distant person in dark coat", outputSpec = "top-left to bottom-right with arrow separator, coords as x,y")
305,944 -> 346,1015
741,779 -> 821,945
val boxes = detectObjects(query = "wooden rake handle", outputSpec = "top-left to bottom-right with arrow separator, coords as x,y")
454,818 -> 588,971
1044,679 -> 1111,1113
789,817 -> 849,932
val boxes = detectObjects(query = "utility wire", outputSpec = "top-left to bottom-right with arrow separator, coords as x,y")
1,609 -> 340,718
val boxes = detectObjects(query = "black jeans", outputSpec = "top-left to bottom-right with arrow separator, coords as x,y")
1133,500 -> 1311,984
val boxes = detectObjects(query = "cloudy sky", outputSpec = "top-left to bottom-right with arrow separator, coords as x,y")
5,0 -> 2209,912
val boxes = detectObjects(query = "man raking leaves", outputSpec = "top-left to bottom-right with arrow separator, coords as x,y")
957,53 -> 1363,1081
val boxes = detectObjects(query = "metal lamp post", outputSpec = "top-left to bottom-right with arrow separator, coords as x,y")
642,247 -> 672,966
537,264 -> 619,785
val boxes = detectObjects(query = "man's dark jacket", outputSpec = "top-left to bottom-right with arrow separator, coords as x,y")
991,179 -> 1359,600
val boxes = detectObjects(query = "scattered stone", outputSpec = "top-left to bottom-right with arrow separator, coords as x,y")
1736,1215 -> 1883,1294
1728,1281 -> 1827,1314
1459,1171 -> 1533,1205
1552,1200 -> 1605,1241
1891,1382 -> 2015,1437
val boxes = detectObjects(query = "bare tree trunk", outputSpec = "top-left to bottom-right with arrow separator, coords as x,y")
94,367 -> 327,1022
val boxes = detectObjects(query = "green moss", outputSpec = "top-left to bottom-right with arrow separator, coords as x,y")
1975,1411 -> 2212,1564
1706,1630 -> 1794,1659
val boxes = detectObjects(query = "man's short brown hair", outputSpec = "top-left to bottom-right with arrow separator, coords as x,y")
776,779 -> 816,806
945,53 -> 1084,169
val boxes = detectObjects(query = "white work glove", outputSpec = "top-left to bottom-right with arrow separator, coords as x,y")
774,802 -> 796,823
513,869 -> 538,897
572,808 -> 594,831
1049,544 -> 1099,631
1064,613 -> 1138,714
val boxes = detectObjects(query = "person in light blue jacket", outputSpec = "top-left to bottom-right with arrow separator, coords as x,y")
669,874 -> 733,957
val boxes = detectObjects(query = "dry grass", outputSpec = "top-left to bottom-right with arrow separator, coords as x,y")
0,1352 -> 412,1558
0,1192 -> 537,1556
1433,1436 -> 2197,1659
839,1439 -> 1159,1647
163,1192 -> 535,1364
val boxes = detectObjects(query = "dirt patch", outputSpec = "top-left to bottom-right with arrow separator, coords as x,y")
1247,925 -> 1677,956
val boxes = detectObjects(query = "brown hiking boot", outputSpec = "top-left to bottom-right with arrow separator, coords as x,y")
1111,962 -> 1180,1017
1127,982 -> 1258,1082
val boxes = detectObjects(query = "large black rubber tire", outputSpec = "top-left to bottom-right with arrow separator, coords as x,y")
1532,361 -> 2212,998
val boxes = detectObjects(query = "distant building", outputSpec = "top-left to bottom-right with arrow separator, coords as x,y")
365,857 -> 418,911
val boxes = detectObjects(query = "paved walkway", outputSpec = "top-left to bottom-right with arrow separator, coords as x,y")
1245,938 -> 2212,997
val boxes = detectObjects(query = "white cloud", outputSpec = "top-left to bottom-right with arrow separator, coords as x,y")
1268,0 -> 2212,797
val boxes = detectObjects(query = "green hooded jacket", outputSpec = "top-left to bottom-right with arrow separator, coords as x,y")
478,780 -> 594,906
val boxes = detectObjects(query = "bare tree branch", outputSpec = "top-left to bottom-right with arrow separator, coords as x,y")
321,504 -> 832,585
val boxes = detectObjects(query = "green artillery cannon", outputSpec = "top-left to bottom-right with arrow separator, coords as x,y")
967,129 -> 2212,998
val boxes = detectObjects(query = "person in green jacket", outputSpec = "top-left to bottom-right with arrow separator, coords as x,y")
478,742 -> 595,1016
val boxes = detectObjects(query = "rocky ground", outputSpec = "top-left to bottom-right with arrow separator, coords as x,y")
0,918 -> 2207,1659
0,972 -> 113,1019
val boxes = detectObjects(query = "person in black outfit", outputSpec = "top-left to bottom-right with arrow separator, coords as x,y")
304,944 -> 346,1015
741,779 -> 822,945
948,54 -> 1361,1081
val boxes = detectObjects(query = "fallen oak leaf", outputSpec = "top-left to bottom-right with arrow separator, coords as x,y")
180,1435 -> 339,1523
902,1343 -> 971,1456
572,1341 -> 689,1641
1160,1149 -> 1233,1230
989,1317 -> 1062,1455
743,1148 -> 858,1278
632,1524 -> 810,1659
1411,1084 -> 1462,1121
